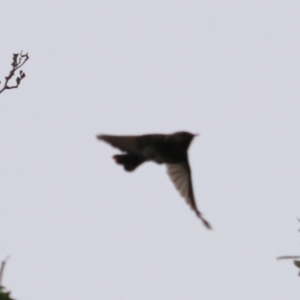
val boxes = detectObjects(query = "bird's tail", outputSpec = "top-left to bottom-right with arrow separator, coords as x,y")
113,154 -> 145,172
195,211 -> 212,229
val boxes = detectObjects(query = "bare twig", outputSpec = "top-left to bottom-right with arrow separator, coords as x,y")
277,256 -> 300,260
277,219 -> 300,275
0,51 -> 29,94
0,257 -> 15,300
0,257 -> 9,288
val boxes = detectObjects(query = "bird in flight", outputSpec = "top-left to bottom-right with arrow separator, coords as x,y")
97,131 -> 211,229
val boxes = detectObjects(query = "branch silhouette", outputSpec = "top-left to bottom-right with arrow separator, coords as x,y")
277,219 -> 300,276
0,257 -> 15,300
0,52 -> 29,95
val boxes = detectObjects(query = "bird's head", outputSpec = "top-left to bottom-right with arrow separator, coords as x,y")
173,131 -> 199,148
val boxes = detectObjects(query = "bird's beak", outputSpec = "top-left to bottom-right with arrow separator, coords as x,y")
193,133 -> 200,137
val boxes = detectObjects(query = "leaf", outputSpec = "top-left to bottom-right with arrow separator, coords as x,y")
0,290 -> 15,300
293,260 -> 300,269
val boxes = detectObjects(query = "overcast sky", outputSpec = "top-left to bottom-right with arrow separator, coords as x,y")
1,1 -> 300,299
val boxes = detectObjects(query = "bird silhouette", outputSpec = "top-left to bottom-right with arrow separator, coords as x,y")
97,131 -> 211,229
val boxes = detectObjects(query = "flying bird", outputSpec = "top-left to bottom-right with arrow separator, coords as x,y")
97,131 -> 211,229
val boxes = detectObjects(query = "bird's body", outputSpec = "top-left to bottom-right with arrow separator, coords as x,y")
97,131 -> 211,229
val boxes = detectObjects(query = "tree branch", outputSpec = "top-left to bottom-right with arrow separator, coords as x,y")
0,257 -> 15,300
277,256 -> 300,260
0,257 -> 9,288
277,219 -> 300,275
0,51 -> 29,95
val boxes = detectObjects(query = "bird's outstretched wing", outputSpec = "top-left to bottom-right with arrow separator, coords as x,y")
166,162 -> 212,229
97,134 -> 139,154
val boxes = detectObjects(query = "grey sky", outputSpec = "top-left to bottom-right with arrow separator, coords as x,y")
1,1 -> 300,299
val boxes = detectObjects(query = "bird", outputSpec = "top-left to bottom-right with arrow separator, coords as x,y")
97,131 -> 211,229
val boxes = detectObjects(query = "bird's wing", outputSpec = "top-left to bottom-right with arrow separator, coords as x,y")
97,135 -> 139,154
166,162 -> 212,229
